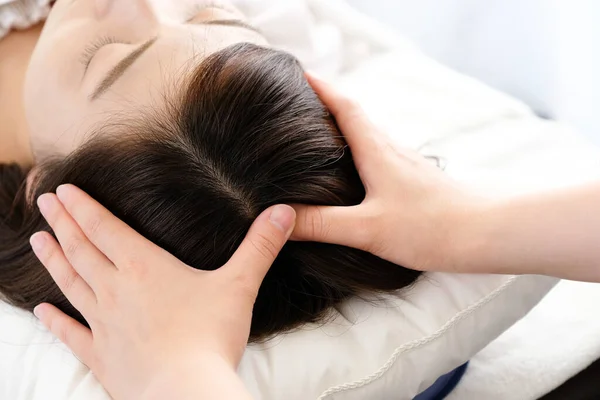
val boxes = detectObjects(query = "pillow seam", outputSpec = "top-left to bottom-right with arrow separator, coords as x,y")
317,275 -> 520,399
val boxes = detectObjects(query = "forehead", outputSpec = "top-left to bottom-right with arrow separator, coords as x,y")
95,24 -> 266,99
81,26 -> 267,140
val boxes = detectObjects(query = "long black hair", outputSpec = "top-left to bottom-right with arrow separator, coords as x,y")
0,43 -> 421,341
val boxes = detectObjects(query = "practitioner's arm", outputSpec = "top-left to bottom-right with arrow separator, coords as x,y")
292,74 -> 600,282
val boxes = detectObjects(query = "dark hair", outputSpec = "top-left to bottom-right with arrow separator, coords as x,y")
0,43 -> 421,341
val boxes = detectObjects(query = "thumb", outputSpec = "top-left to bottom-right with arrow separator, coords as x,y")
290,204 -> 367,249
224,205 -> 296,292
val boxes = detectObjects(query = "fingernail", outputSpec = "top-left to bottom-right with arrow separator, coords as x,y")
55,184 -> 70,203
33,305 -> 44,320
37,194 -> 55,216
269,205 -> 296,234
30,232 -> 47,253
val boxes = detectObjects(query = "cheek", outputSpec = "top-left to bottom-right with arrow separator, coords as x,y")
24,34 -> 85,147
24,61 -> 82,158
24,56 -> 61,134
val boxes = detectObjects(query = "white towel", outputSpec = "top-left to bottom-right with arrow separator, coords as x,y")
0,0 -> 50,39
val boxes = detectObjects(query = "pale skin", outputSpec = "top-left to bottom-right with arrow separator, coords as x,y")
30,74 -> 600,400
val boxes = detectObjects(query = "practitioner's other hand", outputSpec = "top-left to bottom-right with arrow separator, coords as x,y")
292,74 -> 488,272
30,184 -> 295,400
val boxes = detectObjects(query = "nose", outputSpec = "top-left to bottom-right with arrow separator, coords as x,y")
96,0 -> 159,29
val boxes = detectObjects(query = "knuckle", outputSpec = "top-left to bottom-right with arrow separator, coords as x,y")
302,208 -> 329,240
81,215 -> 102,239
63,237 -> 81,260
250,232 -> 280,261
123,257 -> 148,280
61,270 -> 79,292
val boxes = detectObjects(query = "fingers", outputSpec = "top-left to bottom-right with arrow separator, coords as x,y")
224,205 -> 296,294
37,193 -> 114,290
55,184 -> 152,267
30,231 -> 96,315
290,204 -> 369,249
306,73 -> 383,173
34,303 -> 95,369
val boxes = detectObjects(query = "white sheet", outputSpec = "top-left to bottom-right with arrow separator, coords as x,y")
447,280 -> 600,400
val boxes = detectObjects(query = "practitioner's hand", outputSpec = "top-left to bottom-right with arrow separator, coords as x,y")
293,74 -> 488,272
30,184 -> 296,400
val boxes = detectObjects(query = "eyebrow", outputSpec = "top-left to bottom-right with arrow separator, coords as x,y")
90,37 -> 157,101
90,20 -> 260,101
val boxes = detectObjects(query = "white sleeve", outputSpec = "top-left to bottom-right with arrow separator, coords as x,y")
0,0 -> 51,40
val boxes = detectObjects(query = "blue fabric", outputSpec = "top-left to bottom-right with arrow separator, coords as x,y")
413,362 -> 469,400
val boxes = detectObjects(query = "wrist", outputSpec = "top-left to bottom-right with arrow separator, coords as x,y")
442,196 -> 496,274
140,354 -> 252,400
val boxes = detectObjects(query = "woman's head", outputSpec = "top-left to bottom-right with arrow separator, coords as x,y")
2,2 -> 422,341
25,0 -> 265,158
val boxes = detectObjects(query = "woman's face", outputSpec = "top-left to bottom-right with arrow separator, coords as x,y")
25,0 -> 266,158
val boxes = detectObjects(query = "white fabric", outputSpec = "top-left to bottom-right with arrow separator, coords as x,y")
0,0 -> 50,40
1,1 -> 599,400
447,280 -> 600,400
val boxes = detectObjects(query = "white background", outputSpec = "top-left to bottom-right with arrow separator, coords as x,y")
346,0 -> 600,145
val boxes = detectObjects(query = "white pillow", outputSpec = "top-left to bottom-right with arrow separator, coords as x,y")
0,274 -> 556,400
240,274 -> 556,399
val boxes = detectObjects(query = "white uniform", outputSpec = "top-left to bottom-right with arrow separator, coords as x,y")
0,0 -> 51,40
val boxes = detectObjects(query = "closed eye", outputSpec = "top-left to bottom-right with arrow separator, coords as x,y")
80,36 -> 128,72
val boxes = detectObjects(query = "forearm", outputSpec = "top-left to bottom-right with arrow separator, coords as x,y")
453,183 -> 600,282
